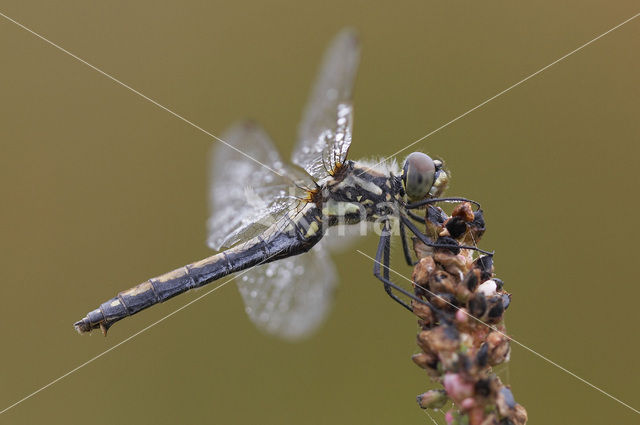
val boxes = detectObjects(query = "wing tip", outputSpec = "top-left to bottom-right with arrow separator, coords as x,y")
224,118 -> 260,137
335,27 -> 360,50
218,119 -> 271,153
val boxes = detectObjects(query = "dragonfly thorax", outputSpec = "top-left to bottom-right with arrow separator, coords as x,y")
319,160 -> 404,226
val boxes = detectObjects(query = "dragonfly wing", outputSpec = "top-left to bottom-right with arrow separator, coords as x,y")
236,244 -> 337,340
207,121 -> 312,250
292,29 -> 360,179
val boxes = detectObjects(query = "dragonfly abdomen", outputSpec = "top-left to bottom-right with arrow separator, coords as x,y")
74,253 -> 227,335
74,205 -> 323,335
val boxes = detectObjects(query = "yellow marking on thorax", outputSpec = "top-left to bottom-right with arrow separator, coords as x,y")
322,200 -> 362,218
304,221 -> 320,239
351,175 -> 383,195
335,174 -> 384,197
353,164 -> 387,178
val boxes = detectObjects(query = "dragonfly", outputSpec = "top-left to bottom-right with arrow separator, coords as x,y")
74,29 -> 489,339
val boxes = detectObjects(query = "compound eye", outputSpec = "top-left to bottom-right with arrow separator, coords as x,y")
402,152 -> 436,201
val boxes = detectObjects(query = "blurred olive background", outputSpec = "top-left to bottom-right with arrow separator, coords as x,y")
1,1 -> 638,424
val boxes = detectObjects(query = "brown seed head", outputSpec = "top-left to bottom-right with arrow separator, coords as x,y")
452,202 -> 475,222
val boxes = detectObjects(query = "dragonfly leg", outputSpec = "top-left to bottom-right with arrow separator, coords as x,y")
405,196 -> 481,210
399,219 -> 417,266
373,222 -> 437,313
401,214 -> 494,256
406,210 -> 426,223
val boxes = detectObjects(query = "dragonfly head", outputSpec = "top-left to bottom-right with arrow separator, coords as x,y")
401,152 -> 448,201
